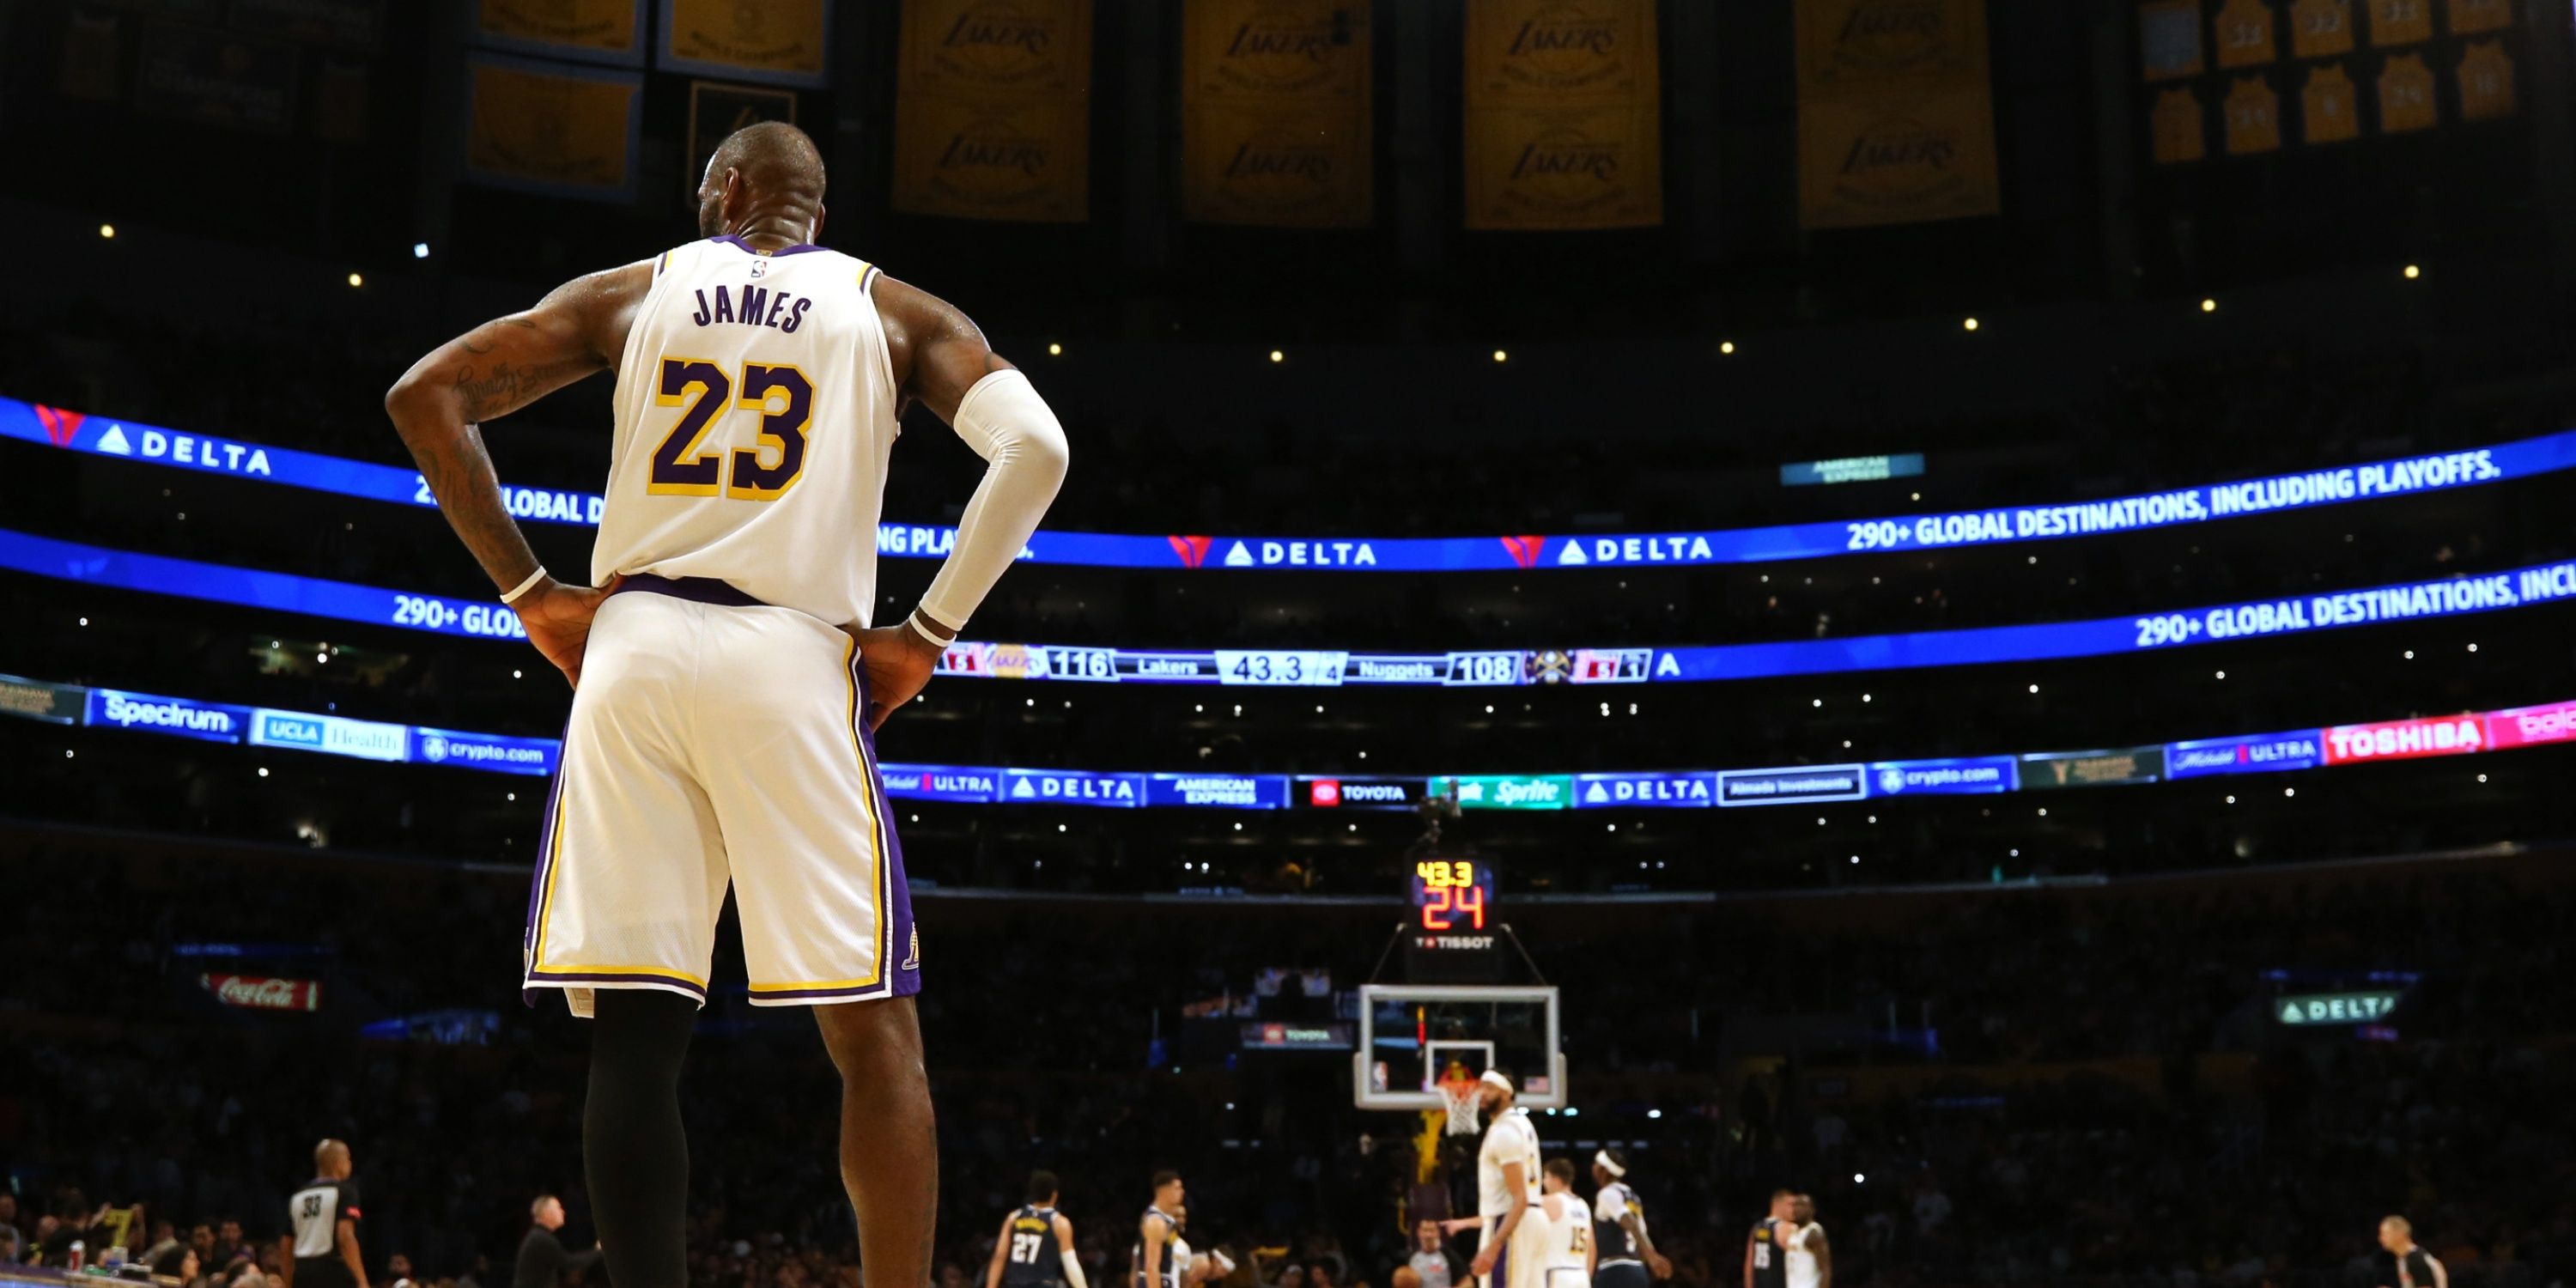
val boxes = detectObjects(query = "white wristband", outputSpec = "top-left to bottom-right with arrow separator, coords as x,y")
499,568 -> 549,605
906,608 -> 958,650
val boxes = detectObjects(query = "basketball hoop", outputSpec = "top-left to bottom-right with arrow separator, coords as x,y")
1437,1075 -> 1483,1136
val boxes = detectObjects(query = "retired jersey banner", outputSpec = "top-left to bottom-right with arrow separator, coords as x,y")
1182,0 -> 1373,228
472,0 -> 643,65
659,0 -> 828,88
134,21 -> 299,133
1462,0 -> 1662,229
464,54 -> 643,200
1795,0 -> 2000,229
891,0 -> 1093,222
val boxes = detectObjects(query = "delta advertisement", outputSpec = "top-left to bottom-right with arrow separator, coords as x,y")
13,395 -> 2572,573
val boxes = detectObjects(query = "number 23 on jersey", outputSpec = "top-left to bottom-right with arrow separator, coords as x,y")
647,356 -> 816,501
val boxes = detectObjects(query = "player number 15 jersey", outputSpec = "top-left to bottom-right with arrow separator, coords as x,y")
595,235 -> 902,628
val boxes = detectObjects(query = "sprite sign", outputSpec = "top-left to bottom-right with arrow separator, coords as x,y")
1429,775 -> 1573,811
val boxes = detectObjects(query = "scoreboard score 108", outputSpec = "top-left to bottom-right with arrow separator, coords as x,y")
1405,858 -> 1503,981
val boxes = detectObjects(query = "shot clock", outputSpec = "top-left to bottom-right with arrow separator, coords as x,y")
1404,857 -> 1502,981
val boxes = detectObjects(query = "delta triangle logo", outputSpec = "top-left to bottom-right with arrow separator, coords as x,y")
1222,542 -> 1255,568
1583,781 -> 1608,803
1011,776 -> 1036,799
2279,1002 -> 2302,1024
1556,542 -> 1589,566
33,404 -> 87,447
97,425 -> 132,455
1167,535 -> 1212,568
1500,536 -> 1547,569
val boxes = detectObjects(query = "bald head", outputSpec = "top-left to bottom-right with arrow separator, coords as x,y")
698,122 -> 826,243
313,1139 -> 351,1179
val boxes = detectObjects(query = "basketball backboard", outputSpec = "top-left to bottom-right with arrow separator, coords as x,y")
1351,983 -> 1564,1110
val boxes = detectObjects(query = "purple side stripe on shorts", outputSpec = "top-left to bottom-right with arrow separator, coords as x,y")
853,665 -> 923,1000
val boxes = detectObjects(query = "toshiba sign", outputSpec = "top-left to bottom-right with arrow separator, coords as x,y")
2322,715 -> 2487,764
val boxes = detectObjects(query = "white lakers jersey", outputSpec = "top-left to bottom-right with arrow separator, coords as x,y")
1545,1192 -> 1593,1273
595,235 -> 901,627
1476,1107 -> 1542,1218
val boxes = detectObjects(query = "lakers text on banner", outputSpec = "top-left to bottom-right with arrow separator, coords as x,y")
1182,0 -> 1373,228
890,0 -> 1093,222
472,0 -> 643,65
1462,0 -> 1662,230
1798,83 -> 2002,228
1795,0 -> 2000,229
463,53 -> 643,200
134,21 -> 299,133
659,0 -> 828,88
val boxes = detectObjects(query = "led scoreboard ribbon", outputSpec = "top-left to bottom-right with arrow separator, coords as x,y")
15,671 -> 2574,811
11,528 -> 2576,683
10,396 -> 2574,572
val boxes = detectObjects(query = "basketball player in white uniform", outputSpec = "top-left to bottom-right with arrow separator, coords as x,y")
1438,1070 -> 1546,1288
386,123 -> 1067,1288
1538,1159 -> 1595,1288
1783,1195 -> 1827,1288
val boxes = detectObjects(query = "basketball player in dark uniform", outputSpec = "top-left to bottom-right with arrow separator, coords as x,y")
1590,1149 -> 1669,1288
1133,1172 -> 1186,1288
1741,1190 -> 1792,1288
289,1140 -> 368,1288
987,1171 -> 1086,1288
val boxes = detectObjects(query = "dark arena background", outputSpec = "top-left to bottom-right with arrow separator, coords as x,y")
5,3 -> 2576,1288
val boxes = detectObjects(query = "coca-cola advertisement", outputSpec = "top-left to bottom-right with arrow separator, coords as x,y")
199,973 -> 322,1012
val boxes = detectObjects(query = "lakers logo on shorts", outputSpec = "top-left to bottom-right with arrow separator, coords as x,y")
902,924 -> 921,970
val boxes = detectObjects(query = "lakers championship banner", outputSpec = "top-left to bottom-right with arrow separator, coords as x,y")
1795,0 -> 2002,228
1182,0 -> 1373,228
1462,0 -> 1662,230
472,0 -> 643,65
463,53 -> 642,200
891,0 -> 1093,222
659,0 -> 828,88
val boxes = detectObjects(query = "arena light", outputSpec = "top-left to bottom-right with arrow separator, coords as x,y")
2404,264 -> 2421,279
1268,349 -> 1284,363
258,768 -> 269,778
2027,683 -> 2039,694
2200,298 -> 2217,313
412,242 -> 430,259
1047,343 -> 1063,355
1719,340 -> 1735,355
2284,787 -> 2295,797
1492,349 -> 1508,363
1648,1109 -> 1662,1120
99,223 -> 117,240
513,670 -> 523,679
1853,1174 -> 1865,1184
77,617 -> 88,627
1962,316 -> 1979,331
347,272 -> 364,288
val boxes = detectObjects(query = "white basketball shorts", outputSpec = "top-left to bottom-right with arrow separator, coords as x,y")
521,576 -> 920,1013
1479,1211 -> 1550,1288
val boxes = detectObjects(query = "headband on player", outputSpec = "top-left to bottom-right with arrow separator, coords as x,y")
1594,1151 -> 1625,1178
1479,1070 -> 1514,1094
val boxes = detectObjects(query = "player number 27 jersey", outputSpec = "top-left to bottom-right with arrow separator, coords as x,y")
595,235 -> 902,628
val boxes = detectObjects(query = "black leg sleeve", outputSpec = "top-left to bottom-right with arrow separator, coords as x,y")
585,989 -> 698,1288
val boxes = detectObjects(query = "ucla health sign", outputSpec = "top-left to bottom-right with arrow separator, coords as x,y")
1868,757 -> 2016,796
2164,732 -> 2324,779
85,689 -> 249,744
246,709 -> 410,762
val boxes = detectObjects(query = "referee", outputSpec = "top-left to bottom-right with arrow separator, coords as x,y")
513,1196 -> 604,1288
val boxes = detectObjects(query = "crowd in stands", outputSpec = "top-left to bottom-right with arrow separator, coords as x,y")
3,837 -> 2571,1288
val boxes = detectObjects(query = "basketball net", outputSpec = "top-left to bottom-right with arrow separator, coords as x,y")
1437,1073 -> 1483,1136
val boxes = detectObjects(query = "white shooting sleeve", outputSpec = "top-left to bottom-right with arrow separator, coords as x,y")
1060,1251 -> 1090,1288
916,368 -> 1069,631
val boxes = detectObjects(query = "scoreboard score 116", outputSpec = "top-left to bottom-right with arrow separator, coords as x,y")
1411,859 -> 1494,933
